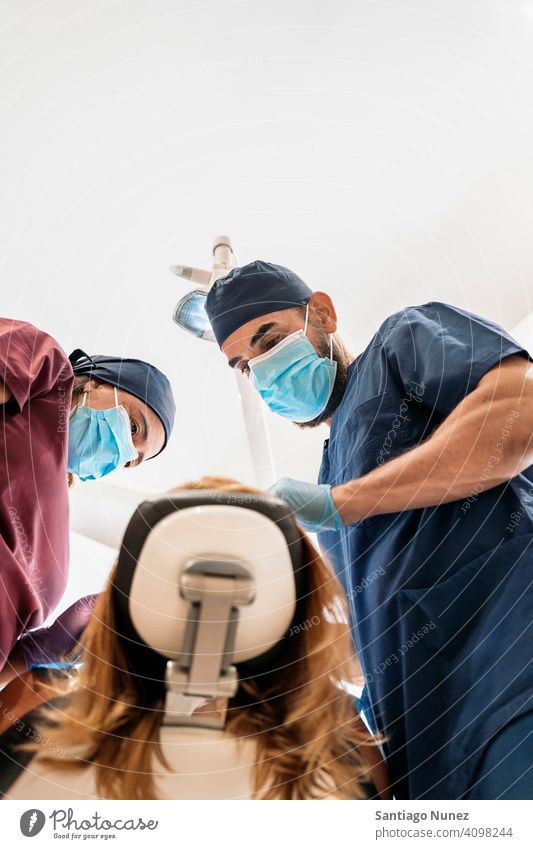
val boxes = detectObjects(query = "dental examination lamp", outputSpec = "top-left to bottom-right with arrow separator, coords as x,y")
113,489 -> 306,730
170,237 -> 276,486
171,235 -> 236,341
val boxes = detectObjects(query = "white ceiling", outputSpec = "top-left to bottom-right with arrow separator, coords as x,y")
2,0 -> 533,510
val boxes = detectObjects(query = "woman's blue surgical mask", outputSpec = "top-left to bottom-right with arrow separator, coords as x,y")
67,387 -> 138,481
249,305 -> 337,422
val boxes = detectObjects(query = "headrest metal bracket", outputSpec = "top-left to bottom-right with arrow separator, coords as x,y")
163,558 -> 255,729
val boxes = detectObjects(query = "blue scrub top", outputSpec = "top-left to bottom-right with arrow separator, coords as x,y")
317,302 -> 533,799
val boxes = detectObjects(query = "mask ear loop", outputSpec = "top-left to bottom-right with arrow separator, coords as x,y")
114,386 -> 119,407
71,387 -> 88,418
305,302 -> 334,363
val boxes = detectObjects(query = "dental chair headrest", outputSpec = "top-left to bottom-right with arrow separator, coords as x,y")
112,490 -> 307,705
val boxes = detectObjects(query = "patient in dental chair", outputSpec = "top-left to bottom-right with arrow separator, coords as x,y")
1,477 -> 388,800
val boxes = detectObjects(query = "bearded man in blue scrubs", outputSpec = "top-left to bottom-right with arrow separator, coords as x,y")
205,260 -> 533,800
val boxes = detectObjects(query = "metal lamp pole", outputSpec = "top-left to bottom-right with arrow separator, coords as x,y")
170,235 -> 276,488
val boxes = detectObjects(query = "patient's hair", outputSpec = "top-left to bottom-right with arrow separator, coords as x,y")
28,476 -> 374,800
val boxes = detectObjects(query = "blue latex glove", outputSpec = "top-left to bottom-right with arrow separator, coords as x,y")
268,477 -> 343,532
18,594 -> 98,669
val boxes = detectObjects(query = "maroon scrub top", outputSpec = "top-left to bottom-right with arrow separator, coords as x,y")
0,318 -> 74,667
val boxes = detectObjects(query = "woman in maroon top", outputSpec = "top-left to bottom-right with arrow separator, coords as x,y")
0,318 -> 175,685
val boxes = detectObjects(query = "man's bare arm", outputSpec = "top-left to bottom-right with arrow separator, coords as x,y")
332,355 -> 533,524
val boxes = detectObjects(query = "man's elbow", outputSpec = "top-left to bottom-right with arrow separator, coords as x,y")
508,384 -> 533,475
477,357 -> 533,477
496,403 -> 533,479
508,424 -> 533,477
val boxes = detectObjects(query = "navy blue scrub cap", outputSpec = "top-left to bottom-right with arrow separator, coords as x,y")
68,350 -> 176,456
205,260 -> 312,347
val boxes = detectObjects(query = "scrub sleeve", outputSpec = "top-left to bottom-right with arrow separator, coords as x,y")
0,318 -> 87,669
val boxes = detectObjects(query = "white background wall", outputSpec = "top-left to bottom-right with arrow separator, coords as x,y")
2,1 -> 533,563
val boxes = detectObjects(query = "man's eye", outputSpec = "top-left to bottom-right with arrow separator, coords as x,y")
131,420 -> 139,436
264,335 -> 282,351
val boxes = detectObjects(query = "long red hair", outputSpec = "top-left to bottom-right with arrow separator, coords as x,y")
27,476 -> 375,799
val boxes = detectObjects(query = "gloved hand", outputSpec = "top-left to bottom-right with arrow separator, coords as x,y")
268,477 -> 343,532
17,594 -> 98,669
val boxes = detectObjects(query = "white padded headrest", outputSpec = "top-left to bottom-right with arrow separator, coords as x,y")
123,501 -> 299,664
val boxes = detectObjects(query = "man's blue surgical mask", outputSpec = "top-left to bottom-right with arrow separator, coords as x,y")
249,305 -> 337,422
67,387 -> 138,481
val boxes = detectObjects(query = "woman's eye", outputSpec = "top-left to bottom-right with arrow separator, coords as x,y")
241,364 -> 251,377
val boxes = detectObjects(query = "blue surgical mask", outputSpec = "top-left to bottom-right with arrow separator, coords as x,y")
67,387 -> 138,481
249,305 -> 337,422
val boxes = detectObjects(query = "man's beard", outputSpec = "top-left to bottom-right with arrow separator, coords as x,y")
295,330 -> 349,429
